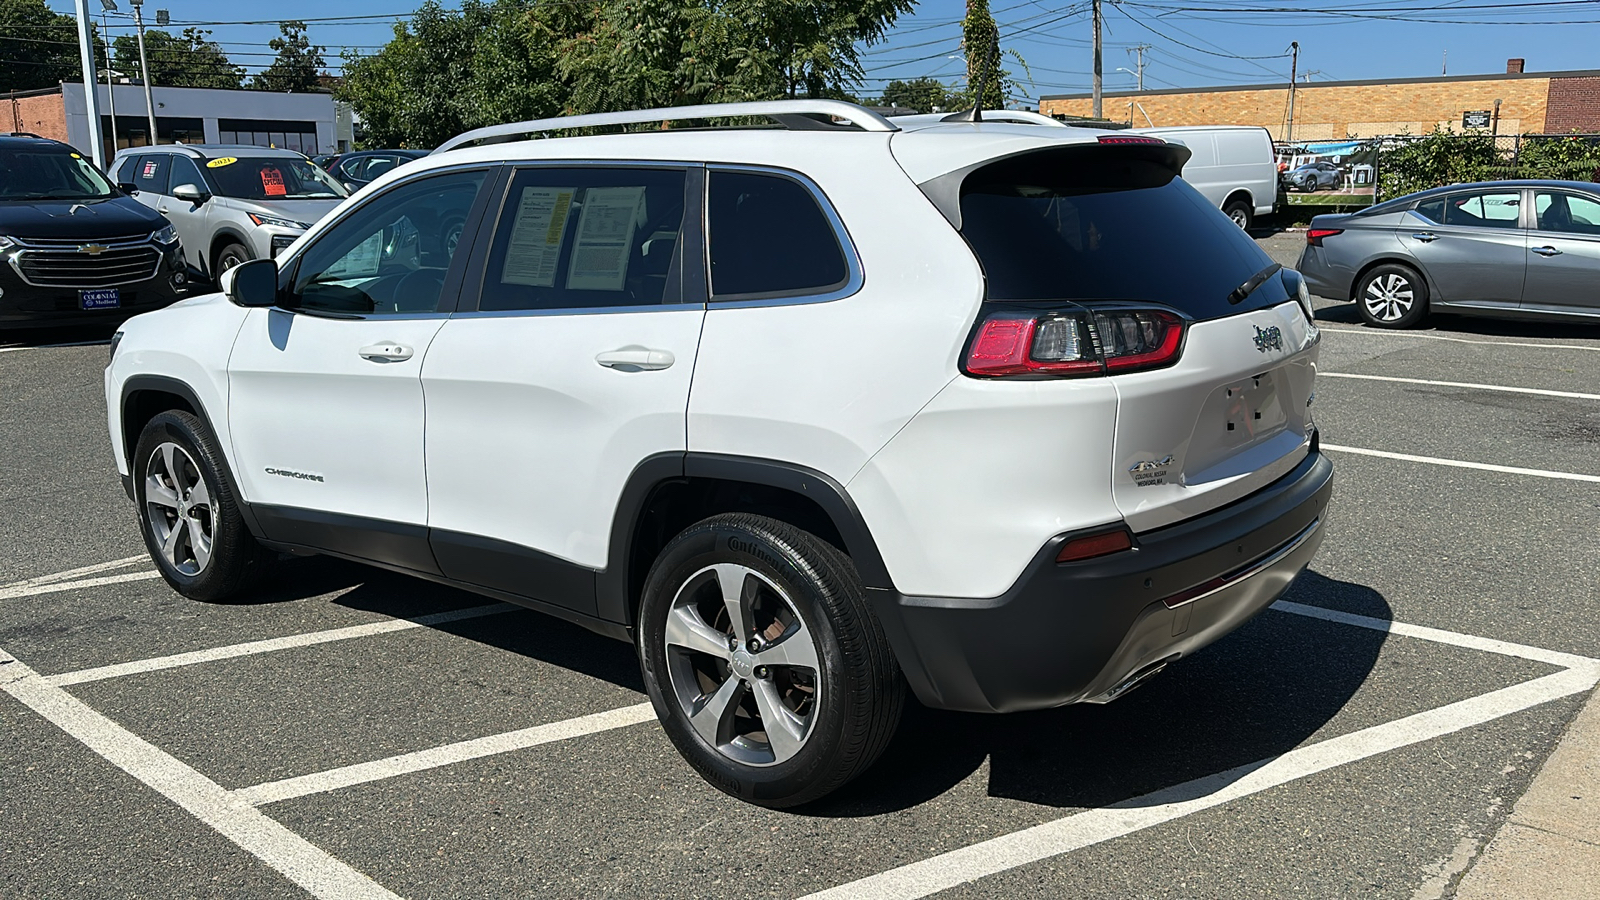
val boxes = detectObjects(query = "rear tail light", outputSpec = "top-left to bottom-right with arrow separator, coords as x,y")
964,308 -> 1186,378
1306,228 -> 1342,246
1056,527 -> 1135,562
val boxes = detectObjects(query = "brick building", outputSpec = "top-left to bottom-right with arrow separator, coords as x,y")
1040,60 -> 1600,140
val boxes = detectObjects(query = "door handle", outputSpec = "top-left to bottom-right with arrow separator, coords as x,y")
1410,232 -> 1438,242
1531,245 -> 1563,257
358,342 -> 414,363
158,206 -> 170,214
596,346 -> 675,371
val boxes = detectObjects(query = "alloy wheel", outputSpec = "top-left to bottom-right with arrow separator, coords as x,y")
662,563 -> 822,767
143,441 -> 214,576
1363,273 -> 1413,322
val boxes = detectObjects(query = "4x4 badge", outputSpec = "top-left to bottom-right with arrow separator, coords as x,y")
1253,324 -> 1283,353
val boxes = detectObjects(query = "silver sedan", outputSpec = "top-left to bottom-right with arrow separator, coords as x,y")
1297,180 -> 1600,328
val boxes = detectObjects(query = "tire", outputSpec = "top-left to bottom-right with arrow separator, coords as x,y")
638,513 -> 904,808
1356,263 -> 1429,329
214,242 -> 252,276
133,410 -> 273,601
1223,199 -> 1253,230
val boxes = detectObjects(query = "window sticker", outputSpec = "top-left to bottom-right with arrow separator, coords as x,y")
141,160 -> 157,179
567,186 -> 646,292
501,187 -> 575,287
205,156 -> 237,168
325,232 -> 383,280
260,167 -> 287,197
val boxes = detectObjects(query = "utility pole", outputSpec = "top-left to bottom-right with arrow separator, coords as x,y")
1131,43 -> 1150,92
1286,41 -> 1299,144
100,9 -> 117,155
1442,49 -> 1447,76
1092,0 -> 1102,118
129,0 -> 157,147
72,0 -> 106,168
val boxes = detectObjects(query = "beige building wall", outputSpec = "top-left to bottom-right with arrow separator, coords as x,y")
1044,77 -> 1551,139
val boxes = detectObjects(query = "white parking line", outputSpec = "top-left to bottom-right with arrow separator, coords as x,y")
48,603 -> 519,687
0,647 -> 400,900
1320,372 -> 1600,402
801,667 -> 1598,900
1318,326 -> 1600,353
801,606 -> 1600,900
0,555 -> 148,590
236,702 -> 657,806
0,570 -> 161,601
1322,443 -> 1600,484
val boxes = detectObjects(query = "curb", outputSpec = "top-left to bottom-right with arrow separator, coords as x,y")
1452,681 -> 1600,898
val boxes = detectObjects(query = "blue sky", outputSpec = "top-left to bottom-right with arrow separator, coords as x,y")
56,0 -> 1600,104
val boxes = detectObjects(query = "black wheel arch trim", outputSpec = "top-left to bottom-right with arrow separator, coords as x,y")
120,374 -> 266,539
597,452 -> 895,626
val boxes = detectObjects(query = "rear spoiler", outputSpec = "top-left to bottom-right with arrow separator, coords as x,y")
916,141 -> 1192,231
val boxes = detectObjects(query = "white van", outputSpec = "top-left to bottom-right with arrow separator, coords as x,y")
1130,125 -> 1277,229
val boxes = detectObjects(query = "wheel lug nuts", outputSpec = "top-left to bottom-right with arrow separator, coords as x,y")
727,636 -> 738,651
747,638 -> 760,652
755,666 -> 768,679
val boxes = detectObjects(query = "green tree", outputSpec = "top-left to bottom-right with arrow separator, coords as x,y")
962,0 -> 1004,111
0,0 -> 106,93
879,76 -> 962,113
252,21 -> 326,93
340,0 -> 913,150
111,28 -> 242,90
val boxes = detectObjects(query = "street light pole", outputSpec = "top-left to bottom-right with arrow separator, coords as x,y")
129,0 -> 158,147
71,0 -> 106,167
1286,41 -> 1300,144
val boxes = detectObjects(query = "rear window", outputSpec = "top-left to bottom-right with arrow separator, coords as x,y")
957,148 -> 1287,319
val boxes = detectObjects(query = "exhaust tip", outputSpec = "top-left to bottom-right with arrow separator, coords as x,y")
1083,655 -> 1177,704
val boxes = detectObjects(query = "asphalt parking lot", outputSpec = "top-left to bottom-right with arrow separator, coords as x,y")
4,230 -> 1599,899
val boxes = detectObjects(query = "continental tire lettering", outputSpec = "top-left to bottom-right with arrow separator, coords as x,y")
727,535 -> 784,572
264,467 -> 324,482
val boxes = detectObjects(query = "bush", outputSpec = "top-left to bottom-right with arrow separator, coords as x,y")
1379,128 -> 1600,200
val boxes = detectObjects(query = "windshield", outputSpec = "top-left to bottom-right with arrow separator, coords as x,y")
0,148 -> 118,200
206,156 -> 348,201
957,148 -> 1289,320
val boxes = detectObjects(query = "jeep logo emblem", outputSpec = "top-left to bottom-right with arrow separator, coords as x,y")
1253,324 -> 1283,353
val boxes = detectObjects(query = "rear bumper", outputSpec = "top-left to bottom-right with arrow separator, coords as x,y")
1296,245 -> 1346,301
868,448 -> 1334,713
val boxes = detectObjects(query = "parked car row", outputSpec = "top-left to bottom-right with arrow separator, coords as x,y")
0,135 -> 434,329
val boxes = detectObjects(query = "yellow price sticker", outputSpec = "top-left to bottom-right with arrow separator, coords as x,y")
206,157 -> 238,168
70,152 -> 81,159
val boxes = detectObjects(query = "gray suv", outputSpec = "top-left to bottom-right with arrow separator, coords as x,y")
110,145 -> 347,279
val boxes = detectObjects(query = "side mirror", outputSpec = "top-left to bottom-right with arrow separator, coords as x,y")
118,182 -> 139,195
221,258 -> 279,308
172,183 -> 208,203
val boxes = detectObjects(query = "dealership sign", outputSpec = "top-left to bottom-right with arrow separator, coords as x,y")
1463,110 -> 1493,129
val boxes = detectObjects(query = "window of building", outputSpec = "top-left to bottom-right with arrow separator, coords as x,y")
477,167 -> 688,312
706,169 -> 849,300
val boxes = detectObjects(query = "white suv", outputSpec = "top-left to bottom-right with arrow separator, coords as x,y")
105,101 -> 1332,808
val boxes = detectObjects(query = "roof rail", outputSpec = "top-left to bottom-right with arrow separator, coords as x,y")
434,100 -> 899,153
3,131 -> 48,140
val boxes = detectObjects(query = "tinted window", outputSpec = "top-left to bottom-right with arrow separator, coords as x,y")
478,167 -> 687,312
957,148 -> 1287,319
0,147 -> 117,200
289,170 -> 486,316
1535,192 -> 1600,235
707,170 -> 849,299
168,155 -> 206,194
1414,197 -> 1446,224
1442,191 -> 1521,228
207,156 -> 347,200
133,154 -> 171,194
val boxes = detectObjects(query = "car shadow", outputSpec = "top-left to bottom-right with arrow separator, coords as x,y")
806,569 -> 1390,816
0,322 -> 119,349
1311,302 -> 1600,341
233,557 -> 1385,816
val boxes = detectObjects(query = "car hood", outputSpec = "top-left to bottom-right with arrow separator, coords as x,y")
0,195 -> 165,240
219,197 -> 344,228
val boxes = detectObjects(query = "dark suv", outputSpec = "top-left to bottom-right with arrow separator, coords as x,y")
0,134 -> 186,328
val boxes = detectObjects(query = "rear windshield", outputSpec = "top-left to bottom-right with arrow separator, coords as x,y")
205,156 -> 348,201
957,149 -> 1289,319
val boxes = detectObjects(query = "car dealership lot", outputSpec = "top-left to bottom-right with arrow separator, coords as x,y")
4,241 -> 1600,898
